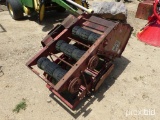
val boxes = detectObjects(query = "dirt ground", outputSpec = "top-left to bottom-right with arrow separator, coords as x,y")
0,0 -> 160,120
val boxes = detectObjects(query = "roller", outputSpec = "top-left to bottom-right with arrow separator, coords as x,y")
72,26 -> 101,43
56,40 -> 86,61
37,57 -> 67,82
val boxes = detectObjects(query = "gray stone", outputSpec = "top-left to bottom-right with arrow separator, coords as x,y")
91,2 -> 127,21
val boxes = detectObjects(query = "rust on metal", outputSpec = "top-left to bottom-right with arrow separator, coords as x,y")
95,64 -> 114,91
88,55 -> 99,70
51,53 -> 73,67
68,77 -> 82,94
135,0 -> 154,20
26,14 -> 133,110
68,37 -> 90,48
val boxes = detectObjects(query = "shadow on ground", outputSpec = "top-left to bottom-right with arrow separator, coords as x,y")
41,11 -> 69,32
22,11 -> 69,32
49,56 -> 130,119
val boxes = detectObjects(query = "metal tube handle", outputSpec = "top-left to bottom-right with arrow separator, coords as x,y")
66,0 -> 93,13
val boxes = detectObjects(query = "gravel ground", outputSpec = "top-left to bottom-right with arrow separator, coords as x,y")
0,0 -> 160,120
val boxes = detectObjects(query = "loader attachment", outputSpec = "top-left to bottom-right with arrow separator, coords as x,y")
137,0 -> 160,47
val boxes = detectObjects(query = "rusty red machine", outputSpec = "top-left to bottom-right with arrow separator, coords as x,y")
136,0 -> 160,47
26,14 -> 133,110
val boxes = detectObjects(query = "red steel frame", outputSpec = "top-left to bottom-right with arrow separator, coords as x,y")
26,14 -> 133,110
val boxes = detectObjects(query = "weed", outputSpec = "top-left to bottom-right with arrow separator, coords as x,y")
139,76 -> 144,80
134,76 -> 145,81
132,31 -> 137,37
13,99 -> 27,113
134,77 -> 139,81
152,69 -> 155,73
142,93 -> 149,99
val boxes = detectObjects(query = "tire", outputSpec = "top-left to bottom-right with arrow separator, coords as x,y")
38,3 -> 45,23
6,0 -> 23,20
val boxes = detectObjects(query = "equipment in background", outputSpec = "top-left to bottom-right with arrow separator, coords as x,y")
136,0 -> 160,47
6,0 -> 90,23
136,0 -> 154,20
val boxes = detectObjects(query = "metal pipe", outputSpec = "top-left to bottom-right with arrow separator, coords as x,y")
81,71 -> 90,94
65,0 -> 93,13
68,37 -> 90,48
51,53 -> 73,67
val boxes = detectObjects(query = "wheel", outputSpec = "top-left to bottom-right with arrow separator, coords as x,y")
56,6 -> 66,13
38,3 -> 45,23
6,0 -> 23,20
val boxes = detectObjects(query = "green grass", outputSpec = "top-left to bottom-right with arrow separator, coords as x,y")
132,31 -> 137,37
134,76 -> 145,81
133,77 -> 139,81
13,99 -> 27,113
